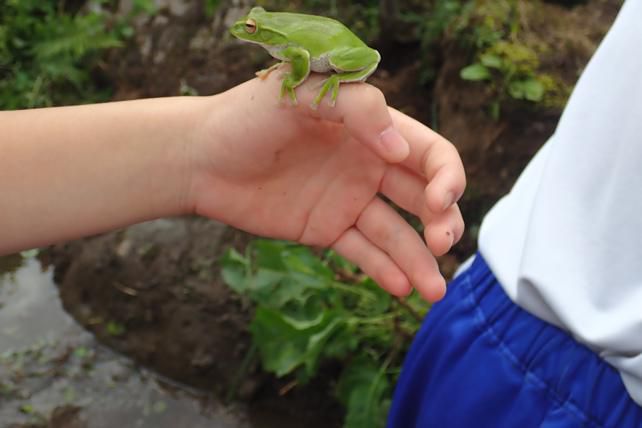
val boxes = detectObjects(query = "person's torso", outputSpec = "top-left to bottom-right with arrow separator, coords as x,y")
478,0 -> 642,406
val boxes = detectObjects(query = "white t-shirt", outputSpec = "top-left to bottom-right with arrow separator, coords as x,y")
478,0 -> 642,406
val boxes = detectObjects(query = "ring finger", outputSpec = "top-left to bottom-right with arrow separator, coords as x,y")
356,197 -> 446,301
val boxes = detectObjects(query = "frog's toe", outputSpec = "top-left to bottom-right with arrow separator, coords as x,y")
312,91 -> 325,108
329,86 -> 340,106
287,88 -> 298,105
312,78 -> 327,91
310,94 -> 324,109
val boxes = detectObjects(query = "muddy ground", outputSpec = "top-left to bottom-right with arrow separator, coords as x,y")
1,0 -> 621,426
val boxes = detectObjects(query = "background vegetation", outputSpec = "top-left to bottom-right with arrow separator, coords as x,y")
0,0 -> 158,108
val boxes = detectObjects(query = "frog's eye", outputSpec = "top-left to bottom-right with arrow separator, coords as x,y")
245,19 -> 257,34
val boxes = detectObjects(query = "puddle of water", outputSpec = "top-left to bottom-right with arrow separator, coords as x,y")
0,255 -> 250,428
0,257 -> 76,350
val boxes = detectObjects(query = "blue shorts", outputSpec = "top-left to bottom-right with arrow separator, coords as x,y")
387,253 -> 642,427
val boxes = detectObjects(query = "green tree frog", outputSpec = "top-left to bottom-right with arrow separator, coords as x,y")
230,7 -> 381,108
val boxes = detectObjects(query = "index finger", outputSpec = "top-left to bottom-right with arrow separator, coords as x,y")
294,77 -> 411,163
390,108 -> 466,213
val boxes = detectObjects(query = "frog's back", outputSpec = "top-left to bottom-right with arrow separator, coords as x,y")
263,11 -> 367,57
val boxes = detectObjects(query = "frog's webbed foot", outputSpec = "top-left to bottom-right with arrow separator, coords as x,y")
312,76 -> 340,109
311,47 -> 380,109
256,62 -> 283,80
274,47 -> 310,106
279,79 -> 298,106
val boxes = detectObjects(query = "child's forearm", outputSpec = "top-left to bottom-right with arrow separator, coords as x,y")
0,96 -> 210,255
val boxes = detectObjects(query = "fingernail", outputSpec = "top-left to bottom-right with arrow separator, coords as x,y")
442,191 -> 455,210
380,127 -> 410,162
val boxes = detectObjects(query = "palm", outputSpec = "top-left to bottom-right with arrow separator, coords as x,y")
197,112 -> 386,247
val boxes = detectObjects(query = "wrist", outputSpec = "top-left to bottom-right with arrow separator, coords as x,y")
184,89 -> 235,218
155,95 -> 216,218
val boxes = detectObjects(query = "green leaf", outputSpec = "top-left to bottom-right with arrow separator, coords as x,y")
282,247 -> 334,279
247,269 -> 284,300
253,240 -> 333,279
132,0 -> 158,14
337,357 -> 390,428
523,78 -> 545,102
508,78 -> 544,102
223,241 -> 336,309
322,324 -> 359,359
278,288 -> 326,322
460,63 -> 491,81
253,240 -> 288,270
324,250 -> 358,275
219,249 -> 249,293
73,346 -> 89,359
19,403 -> 35,414
490,100 -> 501,120
303,317 -> 344,378
106,321 -> 125,336
119,25 -> 135,39
508,80 -> 525,99
247,269 -> 322,310
251,307 -> 316,376
358,278 -> 392,315
205,0 -> 221,17
480,53 -> 503,69
250,307 -> 344,381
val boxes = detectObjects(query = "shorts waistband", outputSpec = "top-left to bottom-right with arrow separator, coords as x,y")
465,252 -> 642,427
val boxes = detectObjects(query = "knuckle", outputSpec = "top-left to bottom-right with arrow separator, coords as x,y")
359,86 -> 386,113
369,220 -> 392,244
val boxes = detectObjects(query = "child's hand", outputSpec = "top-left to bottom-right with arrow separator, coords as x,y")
190,73 -> 466,301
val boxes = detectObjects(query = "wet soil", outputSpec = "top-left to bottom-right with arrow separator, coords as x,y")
1,0 -> 622,427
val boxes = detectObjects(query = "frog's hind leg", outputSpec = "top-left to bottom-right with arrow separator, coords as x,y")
313,47 -> 380,108
313,62 -> 378,108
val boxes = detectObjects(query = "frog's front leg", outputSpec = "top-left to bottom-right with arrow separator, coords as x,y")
313,47 -> 380,108
256,62 -> 283,80
278,46 -> 310,105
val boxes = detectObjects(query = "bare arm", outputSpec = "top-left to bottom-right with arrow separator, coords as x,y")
0,75 -> 465,301
0,97 -> 208,254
